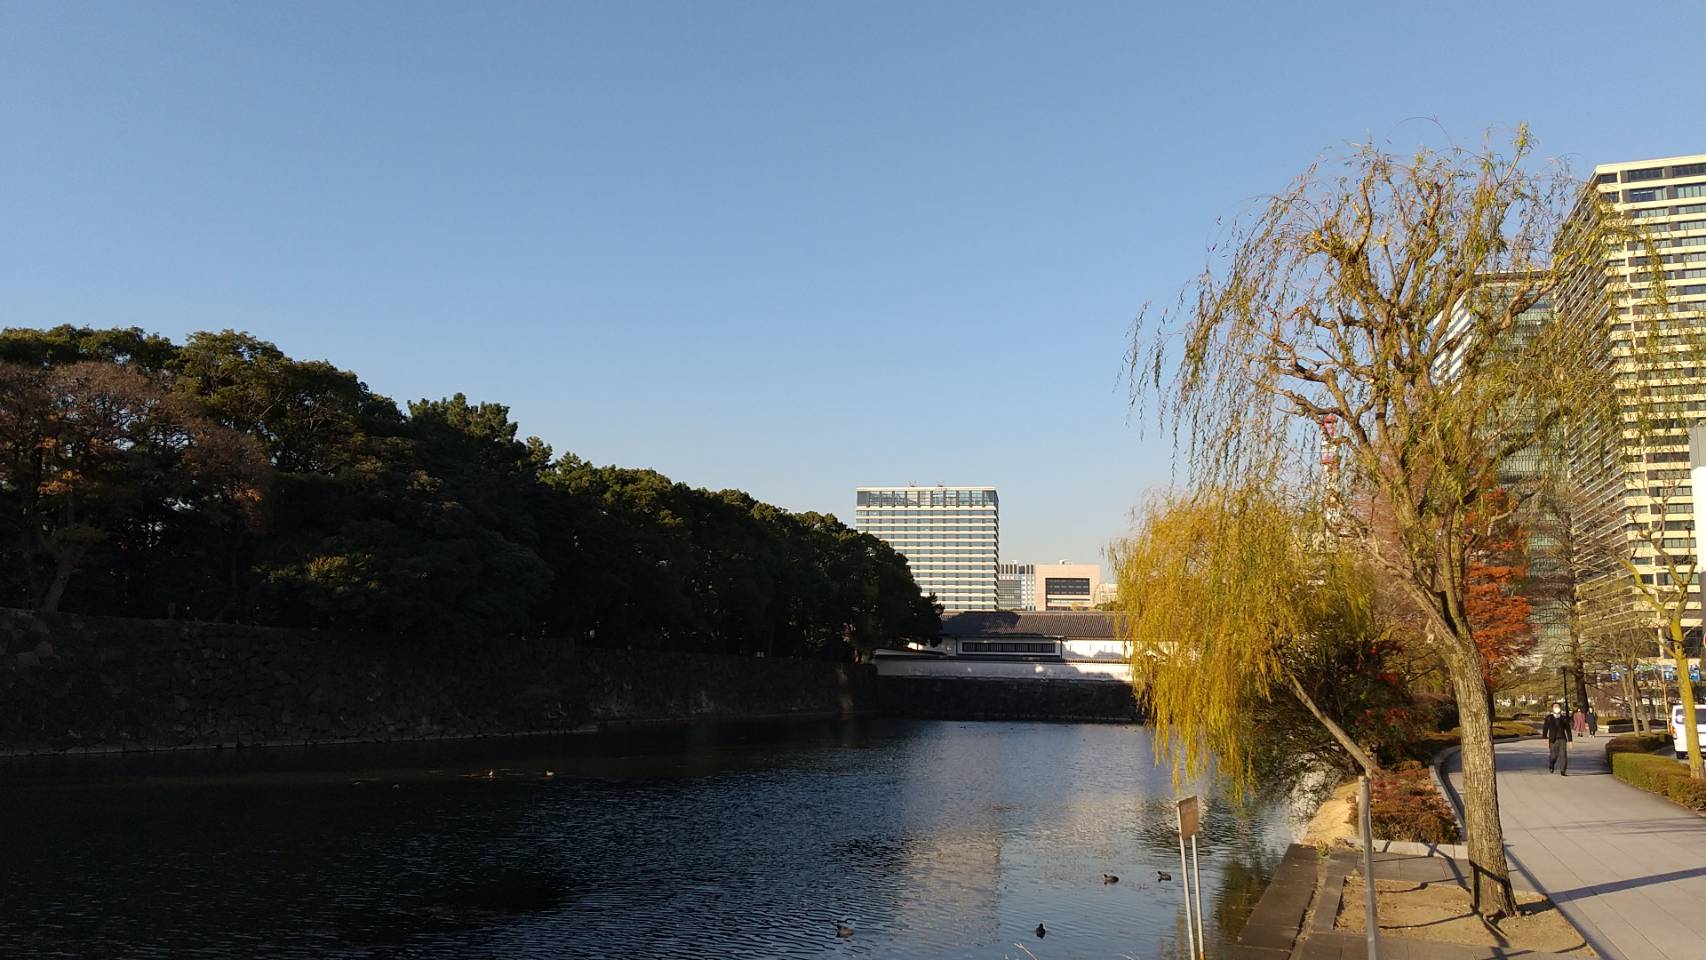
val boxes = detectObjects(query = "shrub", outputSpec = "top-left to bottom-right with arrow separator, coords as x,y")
1610,752 -> 1706,812
1413,692 -> 1457,732
1348,764 -> 1462,844
1604,733 -> 1670,765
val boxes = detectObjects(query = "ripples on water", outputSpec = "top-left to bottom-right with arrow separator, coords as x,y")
0,720 -> 1294,959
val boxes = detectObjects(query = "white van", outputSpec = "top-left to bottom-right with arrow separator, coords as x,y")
1671,704 -> 1706,759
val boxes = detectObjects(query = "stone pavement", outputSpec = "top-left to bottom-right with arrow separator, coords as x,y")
1444,737 -> 1706,960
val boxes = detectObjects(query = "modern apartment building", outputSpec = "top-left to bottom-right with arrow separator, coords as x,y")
997,562 -> 1035,611
854,486 -> 999,612
1556,153 -> 1706,644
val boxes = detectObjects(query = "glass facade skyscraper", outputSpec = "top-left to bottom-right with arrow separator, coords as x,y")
854,486 -> 999,611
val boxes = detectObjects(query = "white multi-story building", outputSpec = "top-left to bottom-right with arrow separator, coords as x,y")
1558,153 -> 1706,640
855,486 -> 999,612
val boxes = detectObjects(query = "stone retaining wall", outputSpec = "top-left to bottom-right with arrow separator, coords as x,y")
0,608 -> 876,756
877,675 -> 1141,722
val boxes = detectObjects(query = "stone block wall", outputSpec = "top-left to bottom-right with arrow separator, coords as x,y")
877,675 -> 1140,722
0,608 -> 877,756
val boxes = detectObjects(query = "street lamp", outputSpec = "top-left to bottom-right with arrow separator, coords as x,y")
1559,666 -> 1570,715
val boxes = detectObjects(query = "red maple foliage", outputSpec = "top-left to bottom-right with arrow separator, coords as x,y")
1464,489 -> 1536,688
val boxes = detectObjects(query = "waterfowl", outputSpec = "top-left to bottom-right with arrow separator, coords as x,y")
1157,871 -> 1172,882
1035,922 -> 1047,938
1102,873 -> 1119,884
834,921 -> 854,938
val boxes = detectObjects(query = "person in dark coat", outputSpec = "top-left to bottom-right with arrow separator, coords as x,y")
1543,702 -> 1573,775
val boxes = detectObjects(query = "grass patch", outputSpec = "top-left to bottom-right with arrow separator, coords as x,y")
1610,752 -> 1706,812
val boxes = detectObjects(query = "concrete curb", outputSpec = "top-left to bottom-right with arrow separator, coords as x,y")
1352,837 -> 1470,859
1431,742 -> 1471,842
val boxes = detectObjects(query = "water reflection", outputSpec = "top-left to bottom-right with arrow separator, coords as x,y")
0,720 -> 1291,959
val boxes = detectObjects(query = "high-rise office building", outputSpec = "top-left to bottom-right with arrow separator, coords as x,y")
997,562 -> 1035,610
854,486 -> 999,612
1556,153 -> 1706,641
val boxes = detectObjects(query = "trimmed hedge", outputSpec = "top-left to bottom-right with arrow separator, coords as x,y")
1610,752 -> 1706,812
1604,732 -> 1670,765
1350,763 -> 1462,844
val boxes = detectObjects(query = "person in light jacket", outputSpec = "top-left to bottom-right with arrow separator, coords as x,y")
1543,702 -> 1574,775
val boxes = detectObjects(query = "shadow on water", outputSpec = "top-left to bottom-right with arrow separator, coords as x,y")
334,863 -> 573,947
0,718 -> 1295,959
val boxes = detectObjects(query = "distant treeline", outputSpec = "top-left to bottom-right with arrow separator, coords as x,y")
0,326 -> 940,658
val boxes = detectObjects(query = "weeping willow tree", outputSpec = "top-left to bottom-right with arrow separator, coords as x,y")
1132,132 -> 1616,920
1114,485 -> 1381,785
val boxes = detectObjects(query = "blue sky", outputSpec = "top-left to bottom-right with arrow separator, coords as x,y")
3,1 -> 1703,571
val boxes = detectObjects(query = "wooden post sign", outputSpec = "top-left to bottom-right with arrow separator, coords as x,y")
1175,796 -> 1205,959
1175,795 -> 1201,838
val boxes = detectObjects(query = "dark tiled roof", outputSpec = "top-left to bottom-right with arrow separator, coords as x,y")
940,610 -> 1119,640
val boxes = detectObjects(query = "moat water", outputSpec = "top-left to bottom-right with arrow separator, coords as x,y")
1,720 -> 1294,959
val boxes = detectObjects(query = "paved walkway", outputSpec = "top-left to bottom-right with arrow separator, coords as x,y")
1444,737 -> 1706,960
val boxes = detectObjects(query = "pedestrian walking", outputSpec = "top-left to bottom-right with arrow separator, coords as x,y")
1544,702 -> 1573,775
1573,707 -> 1588,739
1587,707 -> 1599,738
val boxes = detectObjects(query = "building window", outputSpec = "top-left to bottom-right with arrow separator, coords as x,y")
1673,163 -> 1706,178
1627,187 -> 1665,203
961,640 -> 1057,655
1677,184 -> 1706,199
1624,167 -> 1667,182
1044,577 -> 1091,596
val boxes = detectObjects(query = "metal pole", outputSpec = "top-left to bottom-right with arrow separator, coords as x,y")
1359,774 -> 1381,960
1179,831 -> 1196,960
1561,666 -> 1570,714
1190,834 -> 1205,959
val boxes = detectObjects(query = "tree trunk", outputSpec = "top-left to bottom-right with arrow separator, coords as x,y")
38,557 -> 74,613
1449,655 -> 1519,919
1667,619 -> 1703,779
1571,648 -> 1590,718
1622,669 -> 1644,735
1287,670 -> 1379,775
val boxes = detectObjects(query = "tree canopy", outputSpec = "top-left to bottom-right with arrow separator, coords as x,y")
0,325 -> 940,659
1131,134 -> 1614,919
1115,485 -> 1410,788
